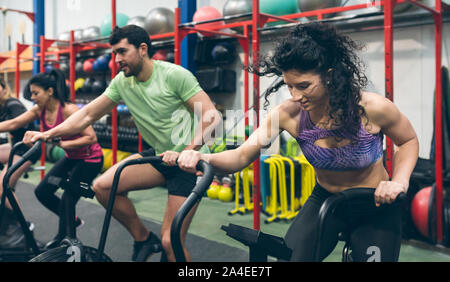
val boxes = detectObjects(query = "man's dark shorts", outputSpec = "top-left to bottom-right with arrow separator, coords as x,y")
138,148 -> 197,197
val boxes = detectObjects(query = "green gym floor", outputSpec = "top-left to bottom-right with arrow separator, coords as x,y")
20,163 -> 450,262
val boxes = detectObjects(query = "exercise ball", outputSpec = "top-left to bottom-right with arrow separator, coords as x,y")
82,26 -> 100,40
152,49 -> 168,61
117,150 -> 131,162
100,13 -> 129,37
92,80 -> 107,93
51,146 -> 65,162
144,7 -> 175,36
245,124 -> 253,138
82,77 -> 95,93
74,78 -> 85,92
45,64 -> 53,73
99,54 -> 111,69
193,6 -> 223,37
109,57 -> 119,71
75,61 -> 84,73
127,16 -> 146,29
211,42 -> 236,63
59,61 -> 69,73
411,186 -> 432,238
57,31 -> 70,46
93,55 -> 110,72
101,149 -> 112,172
165,51 -> 174,63
222,0 -> 252,32
74,29 -> 84,41
261,0 -> 299,26
83,58 -> 95,73
298,0 -> 341,19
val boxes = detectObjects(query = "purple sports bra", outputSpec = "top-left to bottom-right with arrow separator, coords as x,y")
40,104 -> 103,163
296,110 -> 383,171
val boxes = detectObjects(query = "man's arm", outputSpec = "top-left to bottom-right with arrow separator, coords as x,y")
184,90 -> 221,151
32,95 -> 117,142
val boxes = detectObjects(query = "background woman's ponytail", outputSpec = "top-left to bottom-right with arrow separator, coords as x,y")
48,69 -> 69,106
24,69 -> 70,106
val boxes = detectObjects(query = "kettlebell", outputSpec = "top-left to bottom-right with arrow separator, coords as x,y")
207,178 -> 221,199
218,176 -> 233,202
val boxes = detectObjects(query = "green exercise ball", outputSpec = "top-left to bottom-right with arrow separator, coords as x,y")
51,146 -> 65,162
100,13 -> 129,37
245,124 -> 253,138
260,0 -> 299,26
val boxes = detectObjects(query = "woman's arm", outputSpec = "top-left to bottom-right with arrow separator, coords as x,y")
176,103 -> 290,174
366,93 -> 419,205
28,95 -> 116,143
0,106 -> 39,133
58,103 -> 98,150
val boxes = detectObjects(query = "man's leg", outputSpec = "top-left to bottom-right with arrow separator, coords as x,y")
92,153 -> 165,242
160,194 -> 199,262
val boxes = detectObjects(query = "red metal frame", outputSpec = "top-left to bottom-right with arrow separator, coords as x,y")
0,7 -> 35,22
384,0 -> 395,179
111,0 -> 118,165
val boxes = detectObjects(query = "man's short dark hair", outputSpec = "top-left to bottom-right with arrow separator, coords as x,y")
109,25 -> 152,58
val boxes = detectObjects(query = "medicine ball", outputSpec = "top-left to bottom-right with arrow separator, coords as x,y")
83,58 -> 95,73
74,78 -> 85,93
152,49 -> 168,61
166,52 -> 174,63
211,42 -> 236,64
93,54 -> 110,72
411,184 -> 437,242
82,77 -> 95,93
60,61 -> 69,73
45,64 -> 53,73
75,61 -> 84,73
92,80 -> 107,94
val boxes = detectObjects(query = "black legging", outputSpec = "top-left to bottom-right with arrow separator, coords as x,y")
34,156 -> 102,235
284,183 -> 403,262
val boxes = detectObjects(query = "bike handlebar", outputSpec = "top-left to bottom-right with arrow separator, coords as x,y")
4,141 -> 42,192
95,156 -> 214,262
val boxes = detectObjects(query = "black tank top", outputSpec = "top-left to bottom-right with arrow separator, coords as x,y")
0,98 -> 34,145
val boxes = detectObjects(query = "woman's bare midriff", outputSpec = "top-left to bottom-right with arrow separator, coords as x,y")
314,158 -> 389,194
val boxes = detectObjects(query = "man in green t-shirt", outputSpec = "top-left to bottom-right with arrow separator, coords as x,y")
24,25 -> 221,262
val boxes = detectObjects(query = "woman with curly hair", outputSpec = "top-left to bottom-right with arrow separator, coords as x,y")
168,22 -> 419,261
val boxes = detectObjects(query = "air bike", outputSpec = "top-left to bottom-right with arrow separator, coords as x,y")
0,141 -> 47,261
221,188 -> 407,262
30,155 -> 214,262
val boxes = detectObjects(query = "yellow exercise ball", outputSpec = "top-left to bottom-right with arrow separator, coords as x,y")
74,78 -> 85,92
101,149 -> 112,172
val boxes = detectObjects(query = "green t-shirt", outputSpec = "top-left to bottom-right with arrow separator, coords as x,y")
104,60 -> 209,155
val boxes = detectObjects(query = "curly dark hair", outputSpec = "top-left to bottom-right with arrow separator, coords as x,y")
252,22 -> 369,142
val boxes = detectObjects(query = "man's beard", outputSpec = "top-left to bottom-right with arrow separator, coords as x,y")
122,59 -> 143,77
